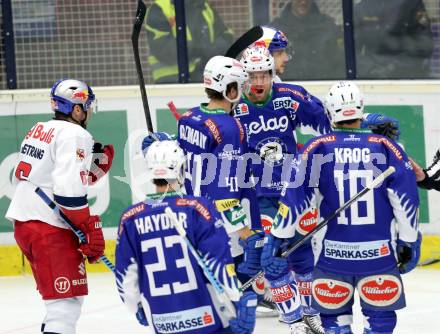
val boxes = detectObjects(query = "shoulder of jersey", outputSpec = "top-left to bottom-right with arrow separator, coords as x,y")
274,82 -> 308,101
301,133 -> 337,156
180,107 -> 202,121
120,201 -> 147,223
49,119 -> 92,140
173,196 -> 212,222
365,133 -> 405,161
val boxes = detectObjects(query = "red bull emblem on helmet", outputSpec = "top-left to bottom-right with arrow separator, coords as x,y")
72,90 -> 88,101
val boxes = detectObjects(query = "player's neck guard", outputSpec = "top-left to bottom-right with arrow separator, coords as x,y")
146,190 -> 183,200
333,128 -> 372,133
200,103 -> 228,115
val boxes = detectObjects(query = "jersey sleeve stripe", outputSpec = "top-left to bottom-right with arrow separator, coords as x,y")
54,194 -> 88,208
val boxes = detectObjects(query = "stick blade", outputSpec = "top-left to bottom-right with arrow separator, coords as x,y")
225,26 -> 264,58
132,0 -> 147,43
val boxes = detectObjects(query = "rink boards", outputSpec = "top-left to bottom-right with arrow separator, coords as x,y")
0,81 -> 439,275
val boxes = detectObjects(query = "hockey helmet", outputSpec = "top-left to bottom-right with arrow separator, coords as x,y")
50,79 -> 96,115
145,140 -> 186,185
324,81 -> 364,124
255,26 -> 289,54
203,56 -> 249,103
240,45 -> 275,75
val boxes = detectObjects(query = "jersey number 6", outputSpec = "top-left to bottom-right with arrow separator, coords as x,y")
15,161 -> 32,180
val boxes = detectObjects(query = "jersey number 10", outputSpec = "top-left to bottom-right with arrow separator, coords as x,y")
334,169 -> 375,225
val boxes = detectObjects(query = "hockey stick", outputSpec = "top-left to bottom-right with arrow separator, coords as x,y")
35,187 -> 148,322
164,207 -> 236,317
167,101 -> 181,121
225,26 -> 264,58
240,166 -> 396,291
132,0 -> 154,133
35,187 -> 115,272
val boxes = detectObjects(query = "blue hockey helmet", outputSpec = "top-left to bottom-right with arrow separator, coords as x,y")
255,26 -> 289,54
50,79 -> 96,115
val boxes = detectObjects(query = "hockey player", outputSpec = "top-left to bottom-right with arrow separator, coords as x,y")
235,45 -> 328,333
174,55 -> 265,279
253,26 -> 291,82
235,46 -> 402,333
115,140 -> 257,334
6,78 -> 114,334
263,81 -> 421,333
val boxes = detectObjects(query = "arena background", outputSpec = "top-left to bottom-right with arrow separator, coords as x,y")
1,0 -> 439,275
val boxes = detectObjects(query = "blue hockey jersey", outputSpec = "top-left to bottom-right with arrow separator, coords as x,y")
115,192 -> 241,334
232,82 -> 331,198
177,104 -> 260,233
273,128 -> 419,275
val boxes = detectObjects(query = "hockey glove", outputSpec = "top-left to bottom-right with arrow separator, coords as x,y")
361,113 -> 400,140
229,291 -> 258,334
136,305 -> 148,326
418,149 -> 440,190
88,143 -> 114,185
238,231 -> 265,276
261,233 -> 288,278
397,232 -> 422,274
78,215 -> 105,263
141,132 -> 174,155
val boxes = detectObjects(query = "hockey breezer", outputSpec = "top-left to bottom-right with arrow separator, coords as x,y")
35,187 -> 115,272
240,166 -> 396,292
35,187 -> 149,325
132,0 -> 154,133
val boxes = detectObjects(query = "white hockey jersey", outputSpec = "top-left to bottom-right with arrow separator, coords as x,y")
6,119 -> 94,229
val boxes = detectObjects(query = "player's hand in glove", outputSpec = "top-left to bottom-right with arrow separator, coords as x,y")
136,304 -> 148,326
361,113 -> 400,140
261,233 -> 288,278
397,232 -> 422,274
88,142 -> 114,185
78,215 -> 105,263
229,291 -> 257,334
141,132 -> 174,155
238,231 -> 265,276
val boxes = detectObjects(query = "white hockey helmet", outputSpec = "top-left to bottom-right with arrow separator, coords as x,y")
145,140 -> 186,185
240,45 -> 275,75
324,81 -> 364,124
50,78 -> 96,115
255,26 -> 289,54
203,55 -> 249,103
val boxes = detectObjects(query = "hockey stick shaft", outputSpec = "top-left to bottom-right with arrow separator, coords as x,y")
240,166 -> 396,291
167,101 -> 181,121
35,187 -> 115,273
132,0 -> 154,133
225,26 -> 263,58
165,207 -> 236,316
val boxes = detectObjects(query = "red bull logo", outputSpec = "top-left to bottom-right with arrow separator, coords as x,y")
72,90 -> 88,101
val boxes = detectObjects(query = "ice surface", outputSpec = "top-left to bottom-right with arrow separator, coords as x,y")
1,269 -> 439,333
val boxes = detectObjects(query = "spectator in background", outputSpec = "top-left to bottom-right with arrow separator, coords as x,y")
354,0 -> 433,79
270,0 -> 345,80
145,0 -> 234,83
